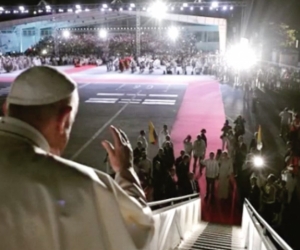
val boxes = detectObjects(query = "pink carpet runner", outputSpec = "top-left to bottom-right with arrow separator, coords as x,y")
171,80 -> 242,225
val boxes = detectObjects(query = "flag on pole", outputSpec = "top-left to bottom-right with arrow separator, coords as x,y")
149,121 -> 158,145
257,125 -> 263,150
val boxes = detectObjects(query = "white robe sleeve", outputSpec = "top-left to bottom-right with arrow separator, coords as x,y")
94,168 -> 154,249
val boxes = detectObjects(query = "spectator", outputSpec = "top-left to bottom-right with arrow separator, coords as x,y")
133,141 -> 145,165
165,169 -> 178,199
183,135 -> 193,156
193,135 -> 206,174
203,152 -> 219,200
137,130 -> 148,152
248,176 -> 260,211
163,141 -> 175,170
182,172 -> 200,195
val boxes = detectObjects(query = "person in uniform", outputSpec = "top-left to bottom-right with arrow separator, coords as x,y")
0,66 -> 154,250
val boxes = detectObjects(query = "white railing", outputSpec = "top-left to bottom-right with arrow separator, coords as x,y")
145,194 -> 200,250
242,199 -> 292,250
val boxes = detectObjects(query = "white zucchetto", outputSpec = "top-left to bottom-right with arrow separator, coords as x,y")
7,66 -> 77,106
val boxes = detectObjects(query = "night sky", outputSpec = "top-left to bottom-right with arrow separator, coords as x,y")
1,0 -> 300,29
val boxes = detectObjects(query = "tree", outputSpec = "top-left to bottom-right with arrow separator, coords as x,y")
262,22 -> 298,50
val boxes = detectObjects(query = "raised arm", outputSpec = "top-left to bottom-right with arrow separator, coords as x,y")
102,126 -> 154,248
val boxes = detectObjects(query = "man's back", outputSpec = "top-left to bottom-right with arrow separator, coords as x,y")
0,132 -> 152,250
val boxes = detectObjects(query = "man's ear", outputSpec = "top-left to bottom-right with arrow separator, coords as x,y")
57,106 -> 72,134
2,101 -> 7,116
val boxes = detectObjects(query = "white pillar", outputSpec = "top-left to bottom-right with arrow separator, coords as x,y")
19,28 -> 23,53
218,22 -> 227,54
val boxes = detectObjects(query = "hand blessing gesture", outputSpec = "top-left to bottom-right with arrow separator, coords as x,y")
102,126 -> 133,173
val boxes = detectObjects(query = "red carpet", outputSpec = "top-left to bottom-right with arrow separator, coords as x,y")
171,80 -> 242,225
63,65 -> 96,73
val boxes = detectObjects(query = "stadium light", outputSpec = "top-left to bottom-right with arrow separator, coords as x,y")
0,7 -> 4,11
75,4 -> 81,9
62,30 -> 71,38
253,156 -> 264,168
223,6 -> 228,10
45,5 -> 51,10
230,6 -> 234,10
190,6 -> 194,11
149,1 -> 167,20
226,42 -> 257,70
130,3 -> 135,8
102,4 -> 108,8
41,49 -> 47,55
99,29 -> 108,39
19,6 -> 25,12
182,3 -> 188,7
168,27 -> 179,41
211,1 -> 219,8
200,6 -> 203,10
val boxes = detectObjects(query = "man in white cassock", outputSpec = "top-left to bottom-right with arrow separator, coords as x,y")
0,66 -> 154,250
159,124 -> 169,148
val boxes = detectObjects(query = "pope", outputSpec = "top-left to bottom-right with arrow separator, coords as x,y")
0,66 -> 154,250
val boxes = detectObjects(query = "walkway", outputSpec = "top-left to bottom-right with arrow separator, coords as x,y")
171,79 -> 242,225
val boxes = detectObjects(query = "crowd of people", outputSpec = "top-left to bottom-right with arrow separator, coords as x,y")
24,31 -> 198,58
0,30 -> 218,74
114,112 -> 298,228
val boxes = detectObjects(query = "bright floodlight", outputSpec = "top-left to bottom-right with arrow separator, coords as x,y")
62,30 -> 71,38
45,5 -> 51,10
168,27 -> 179,41
211,1 -> 219,8
253,156 -> 264,168
75,4 -> 81,9
226,42 -> 257,70
99,29 -> 108,39
149,1 -> 167,20
223,6 -> 227,10
41,49 -> 47,55
19,6 -> 25,11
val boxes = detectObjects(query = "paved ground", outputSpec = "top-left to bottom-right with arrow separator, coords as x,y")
64,82 -> 187,170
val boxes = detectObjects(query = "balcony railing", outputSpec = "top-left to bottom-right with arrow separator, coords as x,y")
242,199 -> 292,250
145,193 -> 200,250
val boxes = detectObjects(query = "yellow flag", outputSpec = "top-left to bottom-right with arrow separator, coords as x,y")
149,121 -> 158,145
257,125 -> 262,150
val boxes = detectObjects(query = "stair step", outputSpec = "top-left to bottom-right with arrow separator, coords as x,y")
196,235 -> 242,241
177,223 -> 245,250
193,238 -> 244,247
178,243 -> 245,250
180,244 -> 245,250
